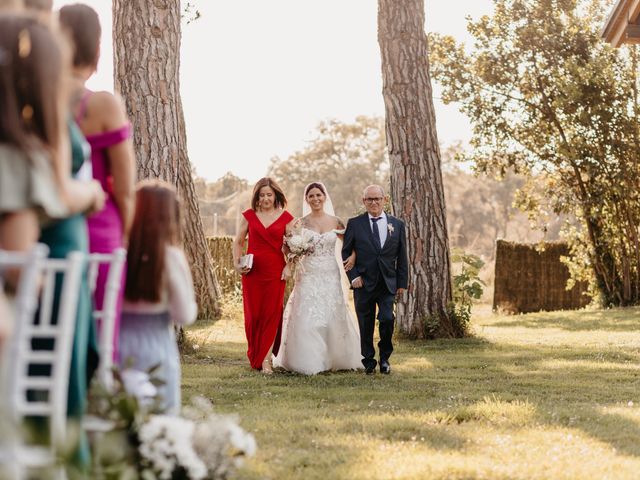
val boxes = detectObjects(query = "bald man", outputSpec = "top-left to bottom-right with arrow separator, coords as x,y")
342,185 -> 408,374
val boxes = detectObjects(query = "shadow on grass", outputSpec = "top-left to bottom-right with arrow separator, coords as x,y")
181,307 -> 640,478
487,307 -> 640,332
394,336 -> 640,457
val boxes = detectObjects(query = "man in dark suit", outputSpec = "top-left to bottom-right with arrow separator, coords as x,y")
342,185 -> 408,374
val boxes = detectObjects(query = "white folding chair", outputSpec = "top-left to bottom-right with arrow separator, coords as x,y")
0,244 -> 49,329
0,244 -> 49,480
1,250 -> 84,480
1,244 -> 50,398
87,248 -> 126,391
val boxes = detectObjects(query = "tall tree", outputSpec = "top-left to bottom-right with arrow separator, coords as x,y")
268,116 -> 389,219
113,0 -> 220,318
377,0 -> 455,337
429,0 -> 640,307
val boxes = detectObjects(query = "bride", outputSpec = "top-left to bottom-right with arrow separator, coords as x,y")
273,182 -> 363,374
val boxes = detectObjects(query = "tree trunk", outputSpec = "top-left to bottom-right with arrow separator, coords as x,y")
377,0 -> 455,337
113,0 -> 220,319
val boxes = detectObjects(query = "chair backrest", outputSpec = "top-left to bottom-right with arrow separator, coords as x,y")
6,250 -> 84,448
0,244 -> 49,327
87,248 -> 126,390
0,244 -> 49,403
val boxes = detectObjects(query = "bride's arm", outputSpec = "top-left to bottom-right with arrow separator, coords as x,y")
282,218 -> 297,257
335,217 -> 356,271
334,217 -> 346,239
280,219 -> 297,280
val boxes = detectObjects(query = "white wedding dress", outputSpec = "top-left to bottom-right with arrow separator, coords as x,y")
273,228 -> 363,374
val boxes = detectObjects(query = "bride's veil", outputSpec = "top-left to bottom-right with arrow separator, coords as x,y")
301,182 -> 352,305
302,182 -> 335,217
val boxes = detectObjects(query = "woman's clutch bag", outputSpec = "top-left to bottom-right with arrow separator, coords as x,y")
239,253 -> 254,270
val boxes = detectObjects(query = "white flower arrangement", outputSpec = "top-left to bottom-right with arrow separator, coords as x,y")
89,366 -> 256,480
137,396 -> 257,480
184,397 -> 257,479
387,223 -> 395,236
139,415 -> 208,480
121,368 -> 158,407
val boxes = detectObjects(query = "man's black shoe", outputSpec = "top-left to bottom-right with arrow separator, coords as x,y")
380,361 -> 391,374
365,366 -> 376,375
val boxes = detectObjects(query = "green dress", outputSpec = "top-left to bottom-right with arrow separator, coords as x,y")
38,119 -> 98,471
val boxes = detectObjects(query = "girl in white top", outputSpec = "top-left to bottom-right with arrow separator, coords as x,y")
119,180 -> 197,413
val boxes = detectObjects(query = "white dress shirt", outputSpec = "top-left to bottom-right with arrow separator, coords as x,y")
368,212 -> 388,248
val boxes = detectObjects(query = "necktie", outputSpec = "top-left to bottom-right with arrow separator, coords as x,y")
371,217 -> 382,250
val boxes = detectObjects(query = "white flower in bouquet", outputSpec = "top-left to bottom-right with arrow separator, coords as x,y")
285,227 -> 317,263
183,396 -> 257,478
121,368 -> 158,407
285,234 -> 307,254
228,421 -> 257,457
138,415 -> 207,480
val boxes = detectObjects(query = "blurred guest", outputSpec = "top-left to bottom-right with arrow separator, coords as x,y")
121,181 -> 197,413
0,15 -> 68,254
0,11 -> 104,472
0,0 -> 22,10
59,3 -> 135,363
23,0 -> 50,11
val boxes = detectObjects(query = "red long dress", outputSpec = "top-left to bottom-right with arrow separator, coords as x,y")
242,209 -> 293,369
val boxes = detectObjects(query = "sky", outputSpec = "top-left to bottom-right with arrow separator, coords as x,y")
53,0 -> 495,183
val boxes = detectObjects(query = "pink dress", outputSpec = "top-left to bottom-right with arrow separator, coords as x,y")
77,91 -> 132,362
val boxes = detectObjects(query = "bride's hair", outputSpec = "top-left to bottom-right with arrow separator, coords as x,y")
304,182 -> 326,198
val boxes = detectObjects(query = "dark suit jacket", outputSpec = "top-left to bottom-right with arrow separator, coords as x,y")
341,212 -> 408,293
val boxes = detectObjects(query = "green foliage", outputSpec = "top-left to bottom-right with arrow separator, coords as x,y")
447,248 -> 486,335
182,2 -> 201,25
268,116 -> 389,219
429,0 -> 640,306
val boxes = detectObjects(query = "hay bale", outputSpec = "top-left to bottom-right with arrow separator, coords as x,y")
206,236 -> 239,295
493,240 -> 591,314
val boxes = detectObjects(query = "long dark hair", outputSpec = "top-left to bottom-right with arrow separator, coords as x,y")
125,180 -> 181,303
0,14 -> 67,172
304,182 -> 326,197
59,3 -> 101,68
251,177 -> 287,211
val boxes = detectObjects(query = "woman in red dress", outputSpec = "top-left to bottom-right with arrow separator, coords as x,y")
233,178 -> 293,373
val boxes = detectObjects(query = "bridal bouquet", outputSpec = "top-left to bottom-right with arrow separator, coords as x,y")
284,224 -> 317,266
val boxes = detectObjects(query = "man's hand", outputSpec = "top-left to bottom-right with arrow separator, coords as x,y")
396,288 -> 406,297
351,277 -> 364,289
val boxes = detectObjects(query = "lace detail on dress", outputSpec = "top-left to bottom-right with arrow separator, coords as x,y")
274,229 -> 362,374
307,230 -> 339,257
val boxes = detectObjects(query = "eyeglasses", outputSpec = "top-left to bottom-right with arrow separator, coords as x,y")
364,197 -> 384,204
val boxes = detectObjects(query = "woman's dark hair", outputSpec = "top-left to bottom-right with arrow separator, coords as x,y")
0,14 -> 66,164
58,3 -> 101,68
251,177 -> 287,211
125,180 -> 182,303
304,182 -> 326,197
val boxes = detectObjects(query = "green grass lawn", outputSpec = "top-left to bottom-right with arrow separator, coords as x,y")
182,302 -> 640,480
